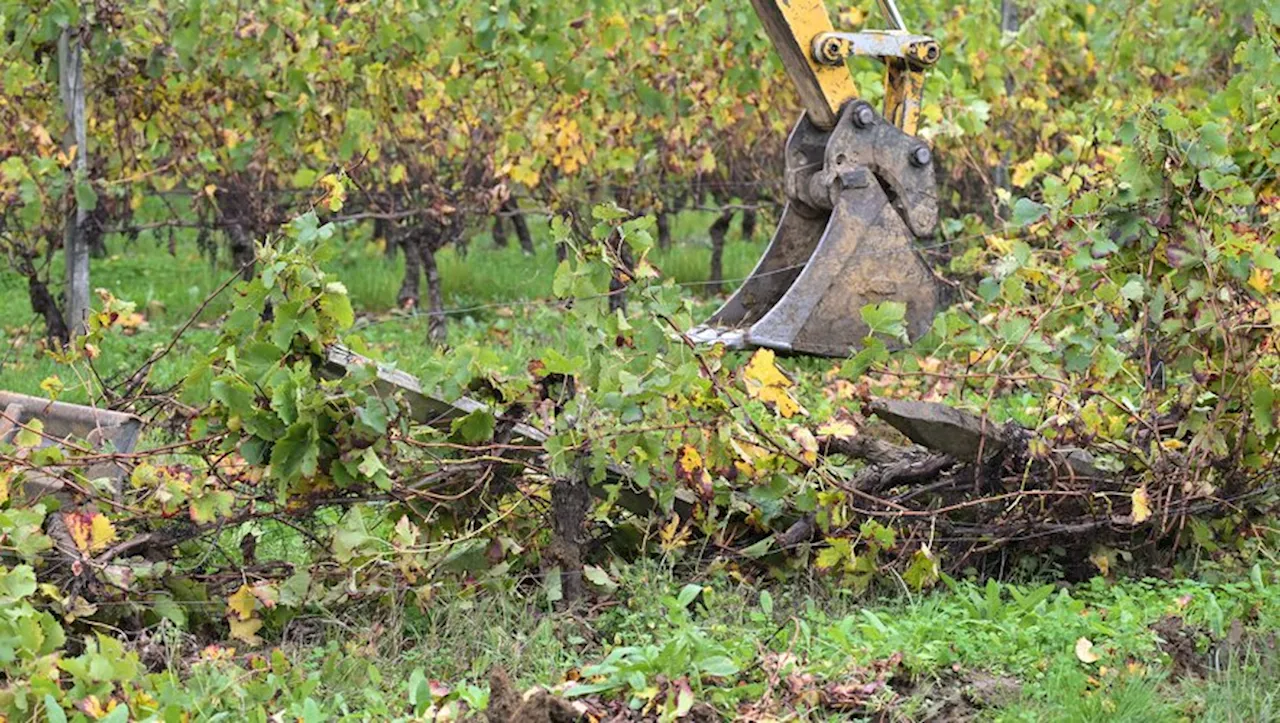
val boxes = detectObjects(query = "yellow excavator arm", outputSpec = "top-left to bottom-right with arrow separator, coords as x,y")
747,0 -> 858,130
688,0 -> 942,356
748,0 -> 939,133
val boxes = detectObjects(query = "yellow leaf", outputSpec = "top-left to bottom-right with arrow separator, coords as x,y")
815,545 -> 844,570
227,584 -> 257,621
319,173 -> 346,212
39,375 -> 64,399
1010,151 -> 1054,188
0,470 -> 8,505
1075,637 -> 1101,664
757,385 -> 802,418
697,148 -> 716,174
659,515 -> 689,552
730,437 -> 771,479
1131,486 -> 1152,524
675,445 -> 714,499
677,445 -> 703,476
130,462 -> 160,489
743,349 -> 805,419
1089,547 -> 1113,576
250,582 -> 278,609
816,419 -> 859,439
229,616 -> 264,645
82,695 -> 107,718
508,160 -> 540,187
30,123 -> 54,150
730,437 -> 769,463
65,512 -> 93,553
1249,264 -> 1269,293
660,516 -> 679,545
828,379 -> 857,400
1011,158 -> 1039,188
200,644 -> 237,661
89,514 -> 117,553
116,312 -> 145,330
744,349 -> 791,389
967,349 -> 996,365
791,426 -> 818,465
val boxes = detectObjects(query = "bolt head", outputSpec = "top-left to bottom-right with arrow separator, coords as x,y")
910,145 -> 932,167
820,38 -> 843,62
852,105 -> 876,128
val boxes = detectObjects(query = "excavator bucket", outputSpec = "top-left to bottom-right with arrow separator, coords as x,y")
688,0 -> 941,357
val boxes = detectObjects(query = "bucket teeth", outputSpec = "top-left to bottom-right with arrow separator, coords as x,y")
685,326 -> 748,350
689,102 -> 939,358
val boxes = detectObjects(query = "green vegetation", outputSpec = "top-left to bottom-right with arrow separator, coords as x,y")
7,559 -> 1279,721
0,211 -> 765,399
3,209 -> 1277,720
1,0 -> 1277,720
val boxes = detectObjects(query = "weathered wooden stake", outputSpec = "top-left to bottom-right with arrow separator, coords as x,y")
58,21 -> 90,337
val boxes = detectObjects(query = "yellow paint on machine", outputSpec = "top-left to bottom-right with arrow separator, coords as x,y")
748,0 -> 858,129
883,61 -> 926,135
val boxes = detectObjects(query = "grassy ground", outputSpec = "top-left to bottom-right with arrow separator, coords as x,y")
3,219 -> 1278,720
153,560 -> 1280,721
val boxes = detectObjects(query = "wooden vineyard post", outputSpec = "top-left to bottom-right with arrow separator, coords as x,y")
58,15 -> 90,337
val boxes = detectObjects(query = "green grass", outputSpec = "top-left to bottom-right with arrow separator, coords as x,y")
1181,643 -> 1280,722
145,560 -> 1280,721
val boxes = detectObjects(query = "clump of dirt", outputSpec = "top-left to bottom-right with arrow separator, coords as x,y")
482,666 -> 723,722
898,669 -> 1022,722
1152,615 -> 1208,680
485,667 -> 582,723
961,671 -> 1022,709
